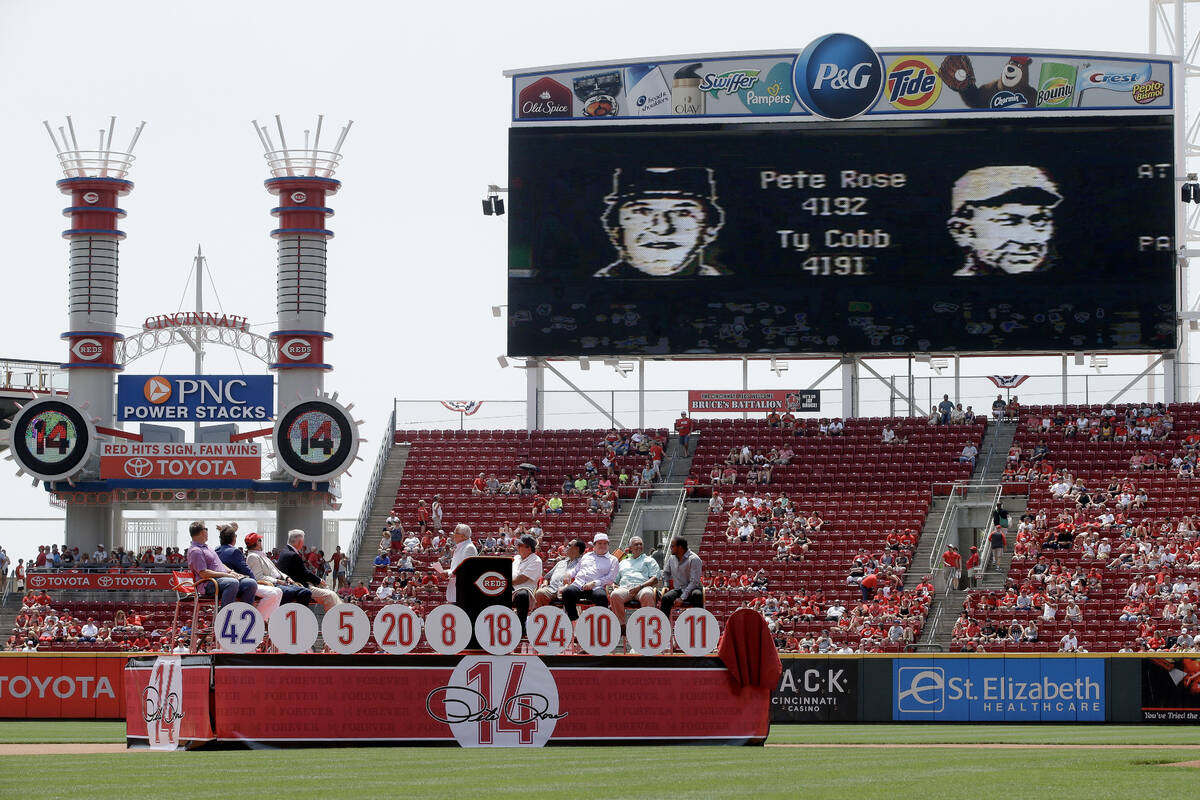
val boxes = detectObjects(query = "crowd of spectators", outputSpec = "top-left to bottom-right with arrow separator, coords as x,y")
8,590 -> 189,653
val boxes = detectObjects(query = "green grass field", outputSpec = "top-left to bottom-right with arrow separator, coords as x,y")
0,722 -> 1197,799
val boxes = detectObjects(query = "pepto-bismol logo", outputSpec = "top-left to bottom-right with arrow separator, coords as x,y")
793,33 -> 884,120
896,666 -> 944,712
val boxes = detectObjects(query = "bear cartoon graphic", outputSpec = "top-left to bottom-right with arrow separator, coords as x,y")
938,55 -> 1036,109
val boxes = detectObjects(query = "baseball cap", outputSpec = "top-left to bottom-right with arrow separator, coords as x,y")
244,533 -> 262,548
951,166 -> 1062,214
606,167 -> 718,204
593,533 -> 609,543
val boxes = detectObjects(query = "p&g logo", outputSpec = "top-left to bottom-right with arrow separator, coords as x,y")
793,33 -> 883,120
896,667 -> 944,712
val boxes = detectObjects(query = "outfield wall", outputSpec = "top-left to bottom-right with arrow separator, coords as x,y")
772,654 -> 1200,724
0,653 -> 1196,724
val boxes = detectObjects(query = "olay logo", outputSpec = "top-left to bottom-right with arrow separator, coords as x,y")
475,571 -> 507,596
281,338 -> 312,361
71,338 -> 104,361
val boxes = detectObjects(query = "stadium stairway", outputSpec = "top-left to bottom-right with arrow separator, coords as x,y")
660,434 -> 692,487
347,443 -> 411,585
680,499 -> 710,551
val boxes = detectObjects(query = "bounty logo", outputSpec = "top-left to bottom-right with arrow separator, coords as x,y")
896,667 -> 945,712
143,376 -> 172,405
699,69 -> 760,98
1036,62 -> 1077,108
739,62 -> 795,114
886,56 -> 941,110
793,33 -> 884,120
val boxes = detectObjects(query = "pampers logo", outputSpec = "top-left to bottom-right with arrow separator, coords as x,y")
793,33 -> 884,120
897,667 -> 945,712
739,62 -> 795,114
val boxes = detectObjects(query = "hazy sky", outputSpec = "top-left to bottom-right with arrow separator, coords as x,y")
0,0 -> 1173,563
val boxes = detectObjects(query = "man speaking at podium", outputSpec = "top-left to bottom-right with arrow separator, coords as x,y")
433,523 -> 478,602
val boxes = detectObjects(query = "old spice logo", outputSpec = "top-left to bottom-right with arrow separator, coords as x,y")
71,338 -> 104,361
282,338 -> 312,360
519,77 -> 571,119
475,571 -> 507,596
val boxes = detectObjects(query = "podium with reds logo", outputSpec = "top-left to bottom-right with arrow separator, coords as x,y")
453,556 -> 512,647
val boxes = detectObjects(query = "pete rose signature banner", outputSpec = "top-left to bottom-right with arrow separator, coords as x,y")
126,653 -> 771,748
0,654 -> 126,719
99,442 -> 262,481
26,571 -> 176,591
688,389 -> 820,414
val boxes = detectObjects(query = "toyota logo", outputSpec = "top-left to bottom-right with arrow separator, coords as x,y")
71,338 -> 104,361
474,571 -> 507,596
124,457 -> 153,478
97,575 -> 114,588
281,338 -> 312,360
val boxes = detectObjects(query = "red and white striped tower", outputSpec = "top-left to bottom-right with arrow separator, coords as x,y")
46,116 -> 145,552
254,115 -> 352,550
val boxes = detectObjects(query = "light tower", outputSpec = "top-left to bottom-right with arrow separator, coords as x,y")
254,115 -> 352,551
46,116 -> 145,552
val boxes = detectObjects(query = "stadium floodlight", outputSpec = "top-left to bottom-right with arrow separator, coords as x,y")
483,184 -> 508,217
497,355 -> 509,368
482,198 -> 494,216
1074,353 -> 1085,366
1089,356 -> 1108,370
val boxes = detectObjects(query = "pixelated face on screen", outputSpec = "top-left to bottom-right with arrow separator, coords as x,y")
947,166 -> 1062,276
596,167 -> 725,278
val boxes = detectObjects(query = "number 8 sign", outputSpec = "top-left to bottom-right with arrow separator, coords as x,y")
373,604 -> 423,655
215,602 -> 264,653
425,604 -> 470,655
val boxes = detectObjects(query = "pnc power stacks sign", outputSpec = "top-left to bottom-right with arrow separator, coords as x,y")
117,375 -> 273,422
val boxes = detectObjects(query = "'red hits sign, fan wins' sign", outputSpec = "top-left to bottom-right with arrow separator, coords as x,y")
100,442 -> 261,481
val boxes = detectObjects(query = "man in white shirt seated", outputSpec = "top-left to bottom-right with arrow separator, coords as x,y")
375,577 -> 395,601
1059,629 -> 1080,653
535,540 -> 584,607
403,532 -> 421,553
79,618 -> 99,643
608,537 -> 659,626
561,533 -> 619,621
958,443 -> 979,466
511,535 -> 543,636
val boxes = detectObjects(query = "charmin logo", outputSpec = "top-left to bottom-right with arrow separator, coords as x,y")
989,90 -> 1029,109
793,33 -> 884,120
886,56 -> 941,110
123,457 -> 153,478
518,77 -> 572,119
475,571 -> 507,596
699,69 -> 760,97
143,376 -> 172,404
71,338 -> 104,361
290,192 -> 307,204
281,338 -> 312,361
897,667 -> 944,712
1133,80 -> 1165,104
82,191 -> 100,204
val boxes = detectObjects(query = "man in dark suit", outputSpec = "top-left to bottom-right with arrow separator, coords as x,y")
277,529 -> 339,610
213,523 -> 283,620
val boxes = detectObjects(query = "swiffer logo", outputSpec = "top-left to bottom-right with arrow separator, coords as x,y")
474,571 -> 507,596
896,667 -> 944,712
143,376 -> 172,404
793,33 -> 884,120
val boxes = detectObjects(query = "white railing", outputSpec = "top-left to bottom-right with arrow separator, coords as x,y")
347,407 -> 396,576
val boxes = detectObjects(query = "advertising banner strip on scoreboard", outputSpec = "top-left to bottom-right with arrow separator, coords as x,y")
688,390 -> 819,414
99,442 -> 262,481
509,44 -> 1172,123
117,375 -> 273,423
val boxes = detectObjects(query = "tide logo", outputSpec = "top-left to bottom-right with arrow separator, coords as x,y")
281,338 -> 312,361
71,338 -> 104,361
474,571 -> 507,596
143,376 -> 172,404
886,56 -> 941,110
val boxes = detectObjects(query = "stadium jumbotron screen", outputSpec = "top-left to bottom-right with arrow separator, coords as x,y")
506,115 -> 1176,356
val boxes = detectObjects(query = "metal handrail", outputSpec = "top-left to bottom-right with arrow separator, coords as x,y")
618,487 -> 652,551
346,407 -> 396,577
927,482 -> 965,574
